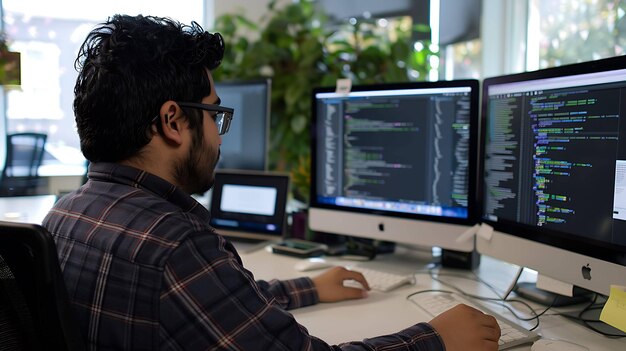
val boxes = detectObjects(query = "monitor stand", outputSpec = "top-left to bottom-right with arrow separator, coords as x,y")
514,281 -> 592,307
309,233 -> 397,260
441,248 -> 481,269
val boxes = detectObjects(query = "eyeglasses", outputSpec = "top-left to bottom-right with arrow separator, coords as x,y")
176,101 -> 234,135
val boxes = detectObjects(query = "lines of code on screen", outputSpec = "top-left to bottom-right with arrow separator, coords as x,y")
484,84 -> 623,242
316,91 -> 472,216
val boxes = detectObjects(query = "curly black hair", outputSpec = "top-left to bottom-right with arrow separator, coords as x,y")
73,14 -> 225,162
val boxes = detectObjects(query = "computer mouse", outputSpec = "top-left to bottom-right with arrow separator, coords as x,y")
294,258 -> 335,272
530,339 -> 589,351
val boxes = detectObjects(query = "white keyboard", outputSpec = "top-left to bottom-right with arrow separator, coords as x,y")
409,292 -> 539,350
349,266 -> 415,292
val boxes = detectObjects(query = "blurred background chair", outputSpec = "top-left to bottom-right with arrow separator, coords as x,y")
0,132 -> 48,196
0,221 -> 84,350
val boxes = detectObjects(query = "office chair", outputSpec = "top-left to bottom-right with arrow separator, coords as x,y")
0,221 -> 84,350
0,132 -> 48,196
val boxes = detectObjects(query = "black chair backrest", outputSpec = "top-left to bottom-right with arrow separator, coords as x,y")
0,221 -> 84,350
2,132 -> 47,179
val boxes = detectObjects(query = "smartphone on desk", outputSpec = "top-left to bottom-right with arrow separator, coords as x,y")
270,239 -> 328,258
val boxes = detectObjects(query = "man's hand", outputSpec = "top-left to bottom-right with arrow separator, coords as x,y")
429,304 -> 501,351
311,266 -> 370,302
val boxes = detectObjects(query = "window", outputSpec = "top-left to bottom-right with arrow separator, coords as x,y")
441,39 -> 482,80
448,0 -> 626,79
527,0 -> 626,70
436,0 -> 482,80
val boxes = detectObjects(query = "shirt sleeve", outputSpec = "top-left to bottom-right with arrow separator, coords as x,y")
159,232 -> 445,351
256,277 -> 319,310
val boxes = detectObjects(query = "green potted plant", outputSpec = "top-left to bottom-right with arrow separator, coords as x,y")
211,0 -> 435,202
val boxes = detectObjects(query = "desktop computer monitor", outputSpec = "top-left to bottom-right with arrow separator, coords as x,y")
214,79 -> 271,170
308,80 -> 480,252
478,55 -> 626,297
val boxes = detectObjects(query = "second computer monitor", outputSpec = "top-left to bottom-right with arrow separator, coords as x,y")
214,79 -> 271,171
478,55 -> 626,296
308,80 -> 480,252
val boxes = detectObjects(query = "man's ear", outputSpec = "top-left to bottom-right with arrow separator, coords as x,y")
157,101 -> 186,145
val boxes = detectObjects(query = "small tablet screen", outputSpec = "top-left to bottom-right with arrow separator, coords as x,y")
209,171 -> 289,240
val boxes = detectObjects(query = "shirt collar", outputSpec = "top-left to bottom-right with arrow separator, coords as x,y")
87,162 -> 211,217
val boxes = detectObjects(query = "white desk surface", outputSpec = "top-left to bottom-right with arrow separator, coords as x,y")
238,244 -> 626,350
0,194 -> 57,224
2,194 -> 623,349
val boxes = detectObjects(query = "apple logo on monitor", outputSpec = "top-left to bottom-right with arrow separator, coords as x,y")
581,264 -> 592,280
378,223 -> 385,232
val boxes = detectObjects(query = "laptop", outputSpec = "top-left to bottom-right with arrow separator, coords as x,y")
209,170 -> 290,244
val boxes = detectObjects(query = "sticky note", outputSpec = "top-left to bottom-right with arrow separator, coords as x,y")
455,224 -> 479,243
476,223 -> 493,241
335,78 -> 352,95
600,285 -> 626,333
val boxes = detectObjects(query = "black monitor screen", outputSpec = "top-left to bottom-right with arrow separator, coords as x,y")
481,56 -> 626,263
311,80 -> 480,224
215,80 -> 270,170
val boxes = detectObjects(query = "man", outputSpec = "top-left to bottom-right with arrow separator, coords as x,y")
44,14 -> 500,350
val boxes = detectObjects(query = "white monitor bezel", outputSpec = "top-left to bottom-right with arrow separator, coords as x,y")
476,230 -> 626,296
309,80 -> 480,253
309,208 -> 474,251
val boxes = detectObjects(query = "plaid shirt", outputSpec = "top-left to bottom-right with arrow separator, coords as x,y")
43,162 -> 444,350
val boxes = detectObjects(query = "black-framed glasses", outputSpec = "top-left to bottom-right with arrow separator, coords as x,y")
177,101 -> 234,135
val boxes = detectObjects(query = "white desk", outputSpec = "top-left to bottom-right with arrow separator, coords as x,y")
239,245 -> 626,350
0,195 -> 57,224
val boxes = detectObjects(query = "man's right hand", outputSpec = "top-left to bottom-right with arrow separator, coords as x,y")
429,304 -> 501,351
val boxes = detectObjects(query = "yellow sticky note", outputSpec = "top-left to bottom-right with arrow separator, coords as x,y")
600,285 -> 626,333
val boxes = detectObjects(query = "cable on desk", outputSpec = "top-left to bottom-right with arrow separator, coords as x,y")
556,294 -> 626,338
418,269 -> 555,331
405,288 -> 549,333
502,266 -> 524,301
416,265 -> 522,302
419,267 -> 626,338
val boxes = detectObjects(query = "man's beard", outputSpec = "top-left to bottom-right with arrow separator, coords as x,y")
174,134 -> 220,195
